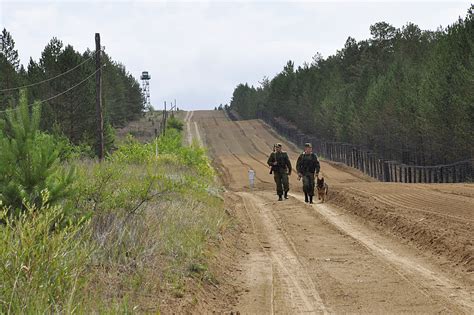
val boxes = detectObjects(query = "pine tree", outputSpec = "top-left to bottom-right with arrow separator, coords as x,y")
0,29 -> 21,110
0,28 -> 20,71
0,90 -> 75,216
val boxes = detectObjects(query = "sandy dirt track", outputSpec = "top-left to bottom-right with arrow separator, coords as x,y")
185,110 -> 473,314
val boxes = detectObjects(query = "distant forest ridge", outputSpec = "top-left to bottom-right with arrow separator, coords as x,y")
229,6 -> 473,166
0,29 -> 144,152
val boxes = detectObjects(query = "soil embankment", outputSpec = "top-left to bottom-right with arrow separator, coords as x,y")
185,110 -> 473,313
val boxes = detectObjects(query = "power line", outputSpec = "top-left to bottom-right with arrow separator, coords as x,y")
0,50 -> 100,93
0,64 -> 105,114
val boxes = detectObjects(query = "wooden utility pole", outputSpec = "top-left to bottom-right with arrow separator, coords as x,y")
155,128 -> 159,158
95,33 -> 104,161
162,101 -> 167,136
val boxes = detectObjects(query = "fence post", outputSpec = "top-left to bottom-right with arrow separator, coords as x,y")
371,154 -> 376,178
383,160 -> 389,182
348,145 -> 353,166
368,153 -> 373,178
352,148 -> 356,169
388,162 -> 393,182
342,144 -> 346,164
453,164 -> 459,182
449,165 -> 455,183
392,163 -> 396,182
365,151 -> 371,176
340,144 -> 345,163
373,155 -> 378,179
361,151 -> 365,173
336,143 -> 340,162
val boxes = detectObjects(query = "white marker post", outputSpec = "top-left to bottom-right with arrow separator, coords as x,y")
248,169 -> 255,190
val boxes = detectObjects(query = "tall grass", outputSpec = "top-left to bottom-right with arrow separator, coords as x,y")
0,126 -> 229,312
0,191 -> 92,314
80,131 -> 227,311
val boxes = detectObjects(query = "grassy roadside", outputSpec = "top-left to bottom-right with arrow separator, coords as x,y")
1,116 -> 229,312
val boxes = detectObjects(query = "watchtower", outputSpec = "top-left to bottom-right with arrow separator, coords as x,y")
140,71 -> 151,108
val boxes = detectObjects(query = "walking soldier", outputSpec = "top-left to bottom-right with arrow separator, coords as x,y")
267,143 -> 292,201
296,143 -> 320,204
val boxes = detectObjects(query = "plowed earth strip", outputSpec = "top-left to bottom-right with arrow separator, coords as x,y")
186,110 -> 473,314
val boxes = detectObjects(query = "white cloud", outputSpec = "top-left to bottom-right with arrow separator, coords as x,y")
1,0 -> 472,110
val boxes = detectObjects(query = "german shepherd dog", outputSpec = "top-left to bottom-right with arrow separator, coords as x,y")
316,176 -> 328,203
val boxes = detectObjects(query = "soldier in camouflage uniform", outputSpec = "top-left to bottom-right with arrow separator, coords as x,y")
267,143 -> 292,201
296,143 -> 320,204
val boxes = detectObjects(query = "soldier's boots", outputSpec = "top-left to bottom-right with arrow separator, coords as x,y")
278,195 -> 283,201
309,195 -> 313,204
284,191 -> 288,199
304,193 -> 309,203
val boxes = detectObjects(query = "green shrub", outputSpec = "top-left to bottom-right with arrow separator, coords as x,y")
71,125 -> 225,311
0,91 -> 76,216
167,115 -> 184,131
54,135 -> 95,161
110,128 -> 214,181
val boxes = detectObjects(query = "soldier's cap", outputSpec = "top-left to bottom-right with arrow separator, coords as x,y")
275,143 -> 282,148
304,143 -> 312,148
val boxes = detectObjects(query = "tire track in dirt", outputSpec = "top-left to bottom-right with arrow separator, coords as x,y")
231,153 -> 272,185
189,110 -> 473,313
247,152 -> 271,169
235,120 -> 275,156
240,192 -> 328,314
205,120 -> 274,187
184,110 -> 194,145
348,186 -> 474,223
193,121 -> 204,146
377,194 -> 474,223
296,195 -> 474,313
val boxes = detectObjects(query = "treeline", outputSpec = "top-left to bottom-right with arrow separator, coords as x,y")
0,29 -> 144,152
230,6 -> 473,165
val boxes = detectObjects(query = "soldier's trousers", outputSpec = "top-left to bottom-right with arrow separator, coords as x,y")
273,171 -> 289,196
302,172 -> 315,196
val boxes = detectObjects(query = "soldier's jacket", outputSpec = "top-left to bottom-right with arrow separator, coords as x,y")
296,152 -> 320,174
267,151 -> 292,173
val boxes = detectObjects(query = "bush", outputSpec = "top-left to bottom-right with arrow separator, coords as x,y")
167,115 -> 184,131
71,124 -> 225,311
111,128 -> 214,180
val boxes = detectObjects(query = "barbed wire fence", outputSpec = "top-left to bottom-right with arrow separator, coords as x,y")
227,109 -> 473,183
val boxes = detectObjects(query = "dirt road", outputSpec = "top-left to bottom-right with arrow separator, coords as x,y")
185,110 -> 473,314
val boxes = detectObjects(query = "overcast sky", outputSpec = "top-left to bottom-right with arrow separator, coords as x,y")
1,1 -> 471,110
